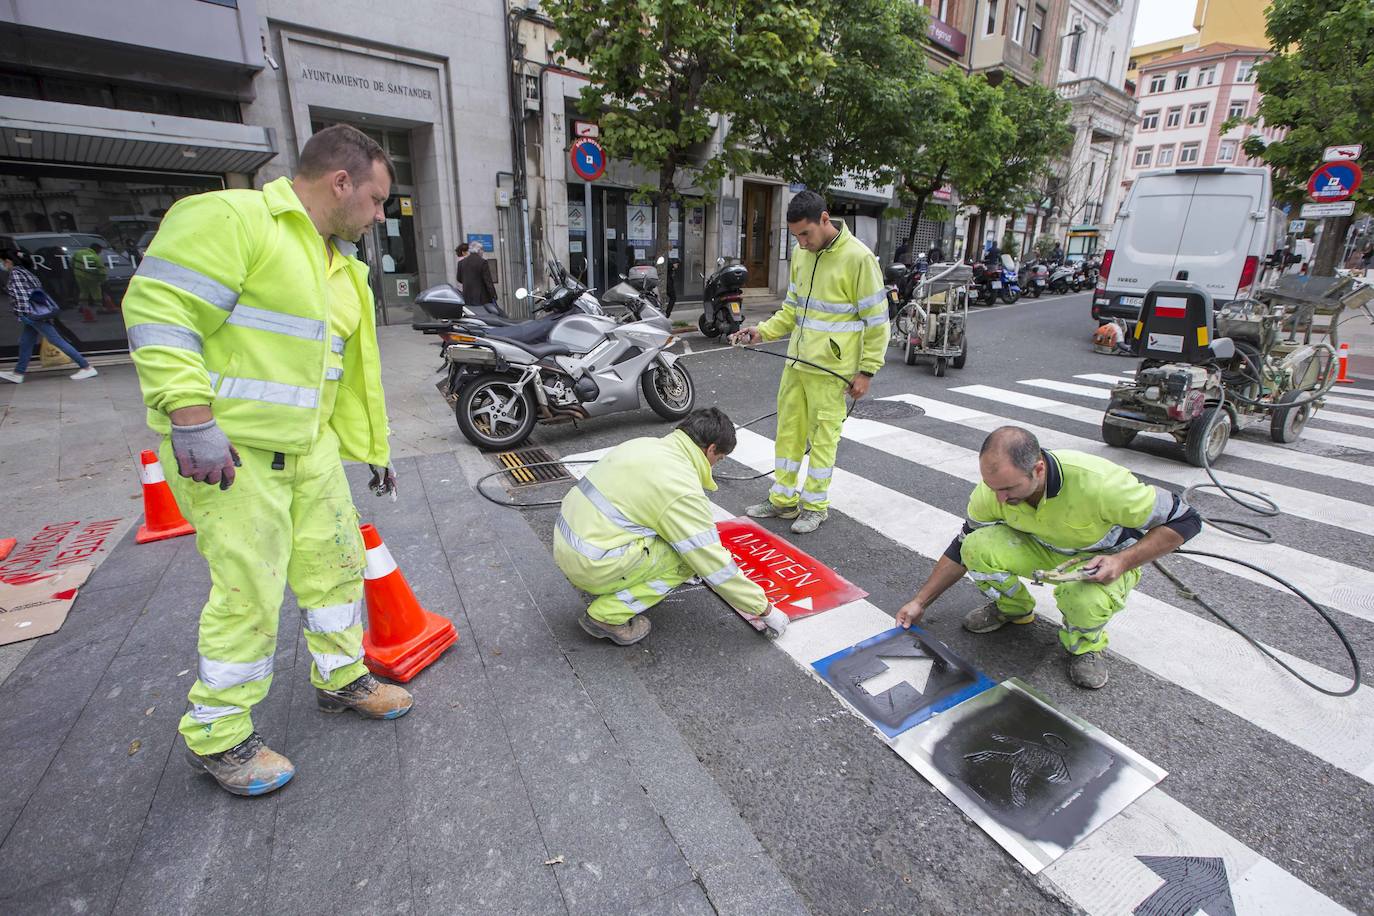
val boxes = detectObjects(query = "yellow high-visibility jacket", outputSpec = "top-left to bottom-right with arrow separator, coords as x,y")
122,177 -> 390,465
757,220 -> 888,378
554,429 -> 769,616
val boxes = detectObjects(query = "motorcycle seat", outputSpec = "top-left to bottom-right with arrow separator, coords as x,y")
506,339 -> 573,359
482,315 -> 561,343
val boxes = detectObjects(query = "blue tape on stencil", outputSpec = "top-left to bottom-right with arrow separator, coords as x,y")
812,626 -> 996,739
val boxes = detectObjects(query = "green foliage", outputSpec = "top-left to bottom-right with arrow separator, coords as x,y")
1231,0 -> 1373,210
737,0 -> 930,194
955,79 -> 1074,218
1033,233 -> 1058,259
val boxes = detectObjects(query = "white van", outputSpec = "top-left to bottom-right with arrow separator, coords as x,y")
1092,166 -> 1282,323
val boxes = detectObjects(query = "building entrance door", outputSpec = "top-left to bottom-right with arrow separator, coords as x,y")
741,183 -> 774,287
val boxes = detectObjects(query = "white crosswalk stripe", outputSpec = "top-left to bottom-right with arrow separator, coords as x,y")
948,385 -> 1374,531
842,414 -> 1374,624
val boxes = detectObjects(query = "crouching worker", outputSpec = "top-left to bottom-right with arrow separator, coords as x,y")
555,408 -> 790,645
896,426 -> 1201,689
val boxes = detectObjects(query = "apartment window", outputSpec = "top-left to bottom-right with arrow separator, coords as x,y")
1157,145 -> 1176,166
1148,73 -> 1167,93
1228,100 -> 1247,120
1197,65 -> 1217,86
985,0 -> 999,35
1236,60 -> 1254,82
1028,6 -> 1045,55
1012,3 -> 1027,43
1140,110 -> 1160,130
1069,23 -> 1084,70
1179,142 -> 1200,164
1218,139 -> 1237,162
1133,146 -> 1153,167
931,0 -> 950,20
1165,106 -> 1183,128
1174,70 -> 1189,90
1187,103 -> 1209,126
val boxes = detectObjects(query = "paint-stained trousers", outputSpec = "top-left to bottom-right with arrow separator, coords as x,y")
959,525 -> 1139,655
769,367 -> 848,512
162,426 -> 368,755
565,537 -> 697,627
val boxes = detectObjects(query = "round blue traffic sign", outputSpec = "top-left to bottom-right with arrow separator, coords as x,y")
570,138 -> 606,182
1308,161 -> 1362,203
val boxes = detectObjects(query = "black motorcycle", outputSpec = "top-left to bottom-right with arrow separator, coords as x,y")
699,257 -> 748,338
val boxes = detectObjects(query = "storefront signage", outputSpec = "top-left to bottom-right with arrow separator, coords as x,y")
933,184 -> 954,202
400,197 -> 413,216
927,17 -> 968,56
299,66 -> 434,99
570,138 -> 606,181
716,517 -> 868,619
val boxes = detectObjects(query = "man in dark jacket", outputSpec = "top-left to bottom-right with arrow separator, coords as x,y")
456,241 -> 498,306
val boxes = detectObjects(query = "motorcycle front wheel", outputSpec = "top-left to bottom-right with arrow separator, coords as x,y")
455,372 -> 537,450
641,361 -> 696,420
1000,288 -> 1020,304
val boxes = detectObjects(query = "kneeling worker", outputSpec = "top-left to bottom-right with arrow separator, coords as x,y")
896,426 -> 1201,689
555,408 -> 790,645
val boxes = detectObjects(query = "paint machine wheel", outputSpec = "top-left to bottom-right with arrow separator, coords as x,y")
1269,388 -> 1311,443
1101,416 -> 1137,448
1185,406 -> 1231,468
952,336 -> 968,369
933,356 -> 948,377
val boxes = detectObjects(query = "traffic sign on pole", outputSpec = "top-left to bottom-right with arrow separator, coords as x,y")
569,137 -> 606,182
1323,144 -> 1363,162
1300,201 -> 1355,218
1307,161 -> 1362,203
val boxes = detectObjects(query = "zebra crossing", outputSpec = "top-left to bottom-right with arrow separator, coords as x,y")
687,368 -> 1373,914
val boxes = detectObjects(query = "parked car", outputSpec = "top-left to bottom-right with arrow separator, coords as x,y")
1091,166 -> 1284,325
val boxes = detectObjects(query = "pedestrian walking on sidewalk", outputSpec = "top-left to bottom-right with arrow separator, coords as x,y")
555,408 -> 789,646
122,124 -> 412,797
456,240 -> 498,306
730,190 -> 888,535
0,248 -> 98,384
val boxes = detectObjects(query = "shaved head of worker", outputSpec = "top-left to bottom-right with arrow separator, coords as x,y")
121,123 -> 410,797
896,425 -> 1202,690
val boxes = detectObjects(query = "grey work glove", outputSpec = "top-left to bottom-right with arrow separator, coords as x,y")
762,605 -> 790,638
170,418 -> 240,490
369,464 -> 398,501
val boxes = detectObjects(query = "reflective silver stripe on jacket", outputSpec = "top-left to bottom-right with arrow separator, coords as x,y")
616,589 -> 648,613
135,255 -> 239,312
331,335 -> 346,355
796,315 -> 865,333
803,296 -> 857,315
556,516 -> 631,561
312,648 -> 364,681
704,561 -> 741,587
1144,487 -> 1191,529
198,655 -> 273,690
212,375 -> 320,409
302,600 -> 362,634
1031,529 -> 1137,557
578,477 -> 657,537
671,529 -> 719,553
227,303 -> 326,342
775,457 -> 802,473
188,703 -> 242,724
857,289 -> 888,311
325,367 -> 343,381
647,579 -> 673,596
861,312 -> 888,327
127,323 -> 203,353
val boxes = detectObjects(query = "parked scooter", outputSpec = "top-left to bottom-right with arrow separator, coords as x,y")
1047,261 -> 1077,294
699,257 -> 748,338
1019,259 -> 1049,298
428,253 -> 694,450
971,255 -> 1022,305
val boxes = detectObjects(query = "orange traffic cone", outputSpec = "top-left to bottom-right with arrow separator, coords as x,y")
1335,342 -> 1354,385
135,450 -> 196,544
0,537 -> 15,561
359,524 -> 457,682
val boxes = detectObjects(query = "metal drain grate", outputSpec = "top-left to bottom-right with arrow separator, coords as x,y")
493,447 -> 573,488
850,401 -> 926,421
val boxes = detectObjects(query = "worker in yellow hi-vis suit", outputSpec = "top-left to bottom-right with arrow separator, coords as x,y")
732,190 -> 888,535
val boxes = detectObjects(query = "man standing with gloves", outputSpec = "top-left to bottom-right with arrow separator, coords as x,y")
555,408 -> 789,645
731,190 -> 888,534
122,124 -> 411,797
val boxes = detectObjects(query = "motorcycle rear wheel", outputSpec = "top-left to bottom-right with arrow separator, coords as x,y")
455,373 -> 537,451
698,314 -> 721,338
641,361 -> 696,420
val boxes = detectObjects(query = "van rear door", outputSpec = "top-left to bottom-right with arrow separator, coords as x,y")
1172,170 -> 1266,301
1108,171 -> 1198,302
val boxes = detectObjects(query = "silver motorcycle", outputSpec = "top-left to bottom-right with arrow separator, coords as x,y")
436,255 -> 695,450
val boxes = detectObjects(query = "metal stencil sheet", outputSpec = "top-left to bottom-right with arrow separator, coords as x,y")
811,627 -> 995,738
891,678 -> 1167,874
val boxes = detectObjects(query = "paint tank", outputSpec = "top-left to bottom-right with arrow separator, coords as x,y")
548,316 -> 608,353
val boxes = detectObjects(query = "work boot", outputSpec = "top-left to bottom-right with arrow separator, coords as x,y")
962,601 -> 1035,634
316,672 -> 413,719
746,502 -> 800,520
790,509 -> 828,534
579,612 -> 651,646
1067,651 -> 1109,689
185,732 -> 294,797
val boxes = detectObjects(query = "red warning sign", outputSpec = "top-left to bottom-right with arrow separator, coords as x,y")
717,517 -> 868,619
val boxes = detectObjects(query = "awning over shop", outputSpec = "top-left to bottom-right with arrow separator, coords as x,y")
0,97 -> 277,174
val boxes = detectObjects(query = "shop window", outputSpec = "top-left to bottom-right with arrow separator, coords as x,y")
0,67 -> 240,122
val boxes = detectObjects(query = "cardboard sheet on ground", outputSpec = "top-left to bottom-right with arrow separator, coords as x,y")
891,678 -> 1166,874
716,517 -> 867,619
812,627 -> 995,738
0,563 -> 95,646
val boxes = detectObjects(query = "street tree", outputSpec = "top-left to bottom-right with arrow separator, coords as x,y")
738,0 -> 929,195
545,0 -> 827,263
1232,0 -> 1373,274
